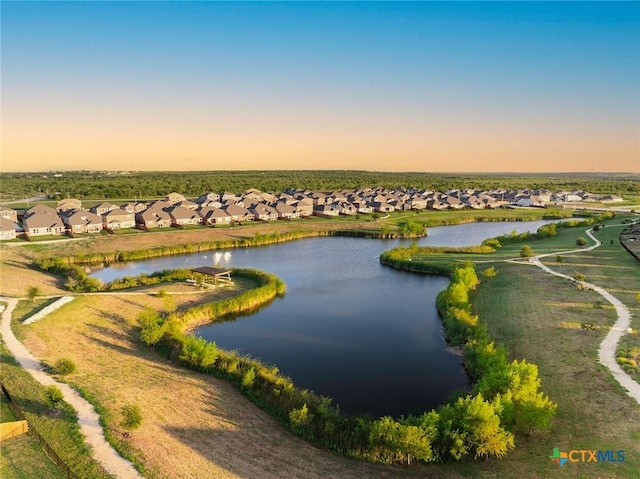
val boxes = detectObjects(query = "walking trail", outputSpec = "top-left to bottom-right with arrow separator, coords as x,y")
511,225 -> 640,405
0,296 -> 143,479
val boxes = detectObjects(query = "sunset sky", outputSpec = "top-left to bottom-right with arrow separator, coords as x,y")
2,1 -> 639,173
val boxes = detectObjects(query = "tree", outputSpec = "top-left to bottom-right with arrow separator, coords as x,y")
27,286 -> 41,303
369,416 -> 436,464
438,394 -> 514,460
520,245 -> 532,258
138,308 -> 166,346
120,404 -> 143,430
573,271 -> 585,282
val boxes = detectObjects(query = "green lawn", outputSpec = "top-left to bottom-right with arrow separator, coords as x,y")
392,213 -> 640,478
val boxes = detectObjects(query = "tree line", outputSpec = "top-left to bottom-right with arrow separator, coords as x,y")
3,170 -> 638,200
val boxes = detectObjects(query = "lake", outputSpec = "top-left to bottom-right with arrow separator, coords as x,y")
91,220 -> 553,417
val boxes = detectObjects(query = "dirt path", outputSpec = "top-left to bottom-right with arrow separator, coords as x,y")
516,227 -> 640,405
0,296 -> 144,479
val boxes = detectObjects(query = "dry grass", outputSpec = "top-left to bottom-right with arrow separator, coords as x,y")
0,248 -> 67,297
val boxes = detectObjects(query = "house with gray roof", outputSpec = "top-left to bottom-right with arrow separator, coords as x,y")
0,207 -> 18,223
62,209 -> 103,234
102,209 -> 136,229
0,216 -> 16,240
167,206 -> 202,226
136,207 -> 172,229
23,211 -> 66,238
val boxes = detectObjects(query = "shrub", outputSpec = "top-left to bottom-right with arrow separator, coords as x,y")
120,404 -> 143,430
481,266 -> 498,277
555,255 -> 563,263
53,358 -> 76,375
520,245 -> 532,258
576,237 -> 587,246
573,272 -> 586,282
179,335 -> 218,368
44,385 -> 64,407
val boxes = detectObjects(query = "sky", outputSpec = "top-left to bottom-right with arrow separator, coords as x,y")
1,1 -> 639,173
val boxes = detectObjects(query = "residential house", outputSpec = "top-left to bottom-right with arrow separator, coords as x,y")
165,192 -> 187,204
24,204 -> 58,219
407,197 -> 427,210
23,212 -> 66,238
168,206 -> 202,226
198,207 -> 231,225
352,200 -> 373,214
371,201 -> 395,213
250,204 -> 279,221
224,204 -> 254,222
291,201 -> 313,217
62,209 -> 103,234
221,191 -> 239,202
102,209 -> 136,229
195,192 -> 221,205
0,217 -> 16,240
338,202 -> 358,215
56,198 -> 82,212
136,207 -> 172,229
273,202 -> 298,220
90,202 -> 119,216
176,200 -> 199,210
313,203 -> 341,217
0,207 -> 18,223
121,202 -> 147,213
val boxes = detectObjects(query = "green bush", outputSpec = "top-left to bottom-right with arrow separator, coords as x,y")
520,245 -> 532,258
576,237 -> 587,246
53,358 -> 76,375
44,385 -> 64,408
120,404 -> 143,430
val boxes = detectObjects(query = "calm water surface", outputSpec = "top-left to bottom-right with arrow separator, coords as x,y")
92,220 -> 553,417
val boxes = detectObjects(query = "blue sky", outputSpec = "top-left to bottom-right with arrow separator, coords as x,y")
2,1 -> 639,172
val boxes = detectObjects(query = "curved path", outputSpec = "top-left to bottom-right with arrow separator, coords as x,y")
0,296 -> 144,479
518,226 -> 640,405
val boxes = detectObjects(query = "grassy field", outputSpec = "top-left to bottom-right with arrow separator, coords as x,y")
3,211 -> 640,478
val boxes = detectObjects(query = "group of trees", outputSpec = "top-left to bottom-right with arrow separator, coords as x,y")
437,263 -> 557,437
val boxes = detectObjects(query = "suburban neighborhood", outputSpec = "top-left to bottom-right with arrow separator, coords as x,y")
0,187 -> 624,240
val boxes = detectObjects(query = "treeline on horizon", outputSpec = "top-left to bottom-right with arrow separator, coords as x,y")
2,170 -> 638,200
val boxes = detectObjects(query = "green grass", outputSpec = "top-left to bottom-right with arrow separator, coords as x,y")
0,396 -> 65,479
390,213 -> 640,478
0,344 -> 112,479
